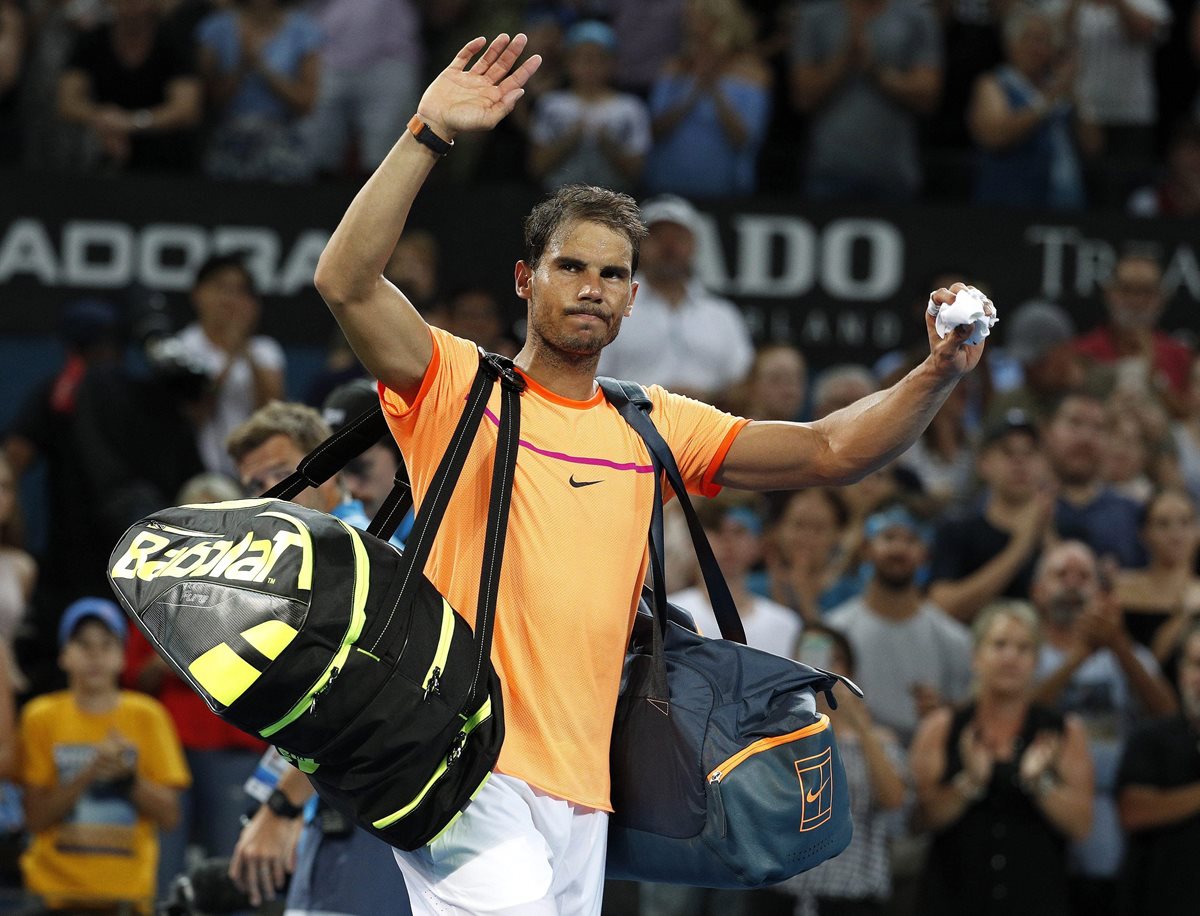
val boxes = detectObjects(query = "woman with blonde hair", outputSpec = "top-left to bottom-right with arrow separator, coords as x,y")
910,601 -> 1093,915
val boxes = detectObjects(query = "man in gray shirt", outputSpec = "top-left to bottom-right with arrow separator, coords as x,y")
790,0 -> 943,201
827,503 -> 973,745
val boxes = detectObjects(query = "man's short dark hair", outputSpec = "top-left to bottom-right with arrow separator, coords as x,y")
523,185 -> 647,274
194,252 -> 255,292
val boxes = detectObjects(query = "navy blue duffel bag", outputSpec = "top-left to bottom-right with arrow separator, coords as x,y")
599,379 -> 860,888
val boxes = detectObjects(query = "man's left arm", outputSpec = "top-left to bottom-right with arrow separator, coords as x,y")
717,284 -> 987,490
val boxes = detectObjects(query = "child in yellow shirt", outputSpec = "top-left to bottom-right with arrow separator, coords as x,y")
20,598 -> 190,913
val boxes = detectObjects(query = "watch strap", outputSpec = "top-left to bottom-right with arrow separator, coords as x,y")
407,115 -> 453,157
265,787 -> 304,819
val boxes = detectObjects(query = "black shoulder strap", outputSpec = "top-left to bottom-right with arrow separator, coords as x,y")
264,403 -> 391,502
597,377 -> 746,645
262,391 -> 414,543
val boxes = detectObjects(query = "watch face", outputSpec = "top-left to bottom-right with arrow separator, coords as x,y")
268,790 -> 300,817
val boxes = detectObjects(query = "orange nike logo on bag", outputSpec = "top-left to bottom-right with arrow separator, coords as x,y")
795,747 -> 834,832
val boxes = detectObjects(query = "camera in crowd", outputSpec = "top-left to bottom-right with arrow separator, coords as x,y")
158,857 -> 279,916
125,284 -> 211,402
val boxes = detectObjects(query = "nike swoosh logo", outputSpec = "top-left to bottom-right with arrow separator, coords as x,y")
806,779 -> 829,803
569,475 -> 602,488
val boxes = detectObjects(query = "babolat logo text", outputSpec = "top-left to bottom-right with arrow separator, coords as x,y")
111,526 -> 311,588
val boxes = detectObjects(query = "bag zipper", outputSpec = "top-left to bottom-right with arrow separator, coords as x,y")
422,598 -> 455,700
259,521 -> 370,739
371,696 -> 494,830
707,714 -> 830,784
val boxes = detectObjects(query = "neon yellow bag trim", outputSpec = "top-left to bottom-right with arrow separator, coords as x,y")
372,697 -> 493,829
260,520 -> 369,739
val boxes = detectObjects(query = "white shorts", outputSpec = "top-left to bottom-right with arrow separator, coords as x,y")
392,773 -> 608,916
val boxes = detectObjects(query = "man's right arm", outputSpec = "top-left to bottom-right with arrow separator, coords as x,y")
313,129 -> 440,403
313,34 -> 541,403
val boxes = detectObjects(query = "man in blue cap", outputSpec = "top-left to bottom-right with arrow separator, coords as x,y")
826,503 -> 973,746
18,597 -> 190,912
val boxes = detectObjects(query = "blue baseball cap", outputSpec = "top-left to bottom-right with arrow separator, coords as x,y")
565,20 -> 617,51
725,506 -> 764,537
59,597 -> 128,647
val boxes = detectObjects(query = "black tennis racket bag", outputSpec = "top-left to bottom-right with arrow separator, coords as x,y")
107,354 -> 523,850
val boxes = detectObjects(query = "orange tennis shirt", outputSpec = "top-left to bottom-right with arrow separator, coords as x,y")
380,328 -> 749,810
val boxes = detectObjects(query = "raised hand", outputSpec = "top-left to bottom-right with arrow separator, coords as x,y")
925,282 -> 994,378
417,34 -> 543,141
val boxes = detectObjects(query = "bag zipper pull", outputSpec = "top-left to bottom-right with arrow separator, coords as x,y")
446,730 -> 467,767
424,667 -> 442,701
309,666 -> 340,714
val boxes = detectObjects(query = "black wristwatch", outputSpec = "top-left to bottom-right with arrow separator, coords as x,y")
408,115 -> 453,157
265,788 -> 304,819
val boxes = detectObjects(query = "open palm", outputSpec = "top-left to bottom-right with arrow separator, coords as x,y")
417,34 -> 543,138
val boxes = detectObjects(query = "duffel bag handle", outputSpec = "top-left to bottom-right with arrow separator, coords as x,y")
264,402 -> 394,501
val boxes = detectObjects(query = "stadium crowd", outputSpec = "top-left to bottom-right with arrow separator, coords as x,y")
1,1 -> 1199,915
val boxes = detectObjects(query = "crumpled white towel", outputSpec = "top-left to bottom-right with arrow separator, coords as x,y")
927,287 -> 997,346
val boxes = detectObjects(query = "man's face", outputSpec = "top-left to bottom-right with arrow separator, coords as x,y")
1044,396 -> 1106,486
773,490 -> 840,574
566,42 -> 614,89
237,434 -> 339,513
639,220 -> 695,285
751,347 -> 807,420
1032,543 -> 1099,627
343,444 -> 401,517
516,219 -> 636,360
979,431 -> 1046,502
1179,632 -> 1200,719
707,516 -> 761,581
1104,256 -> 1163,331
867,526 -> 925,589
60,620 -> 125,692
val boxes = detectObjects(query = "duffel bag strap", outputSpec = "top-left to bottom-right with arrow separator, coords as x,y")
597,378 -> 747,646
